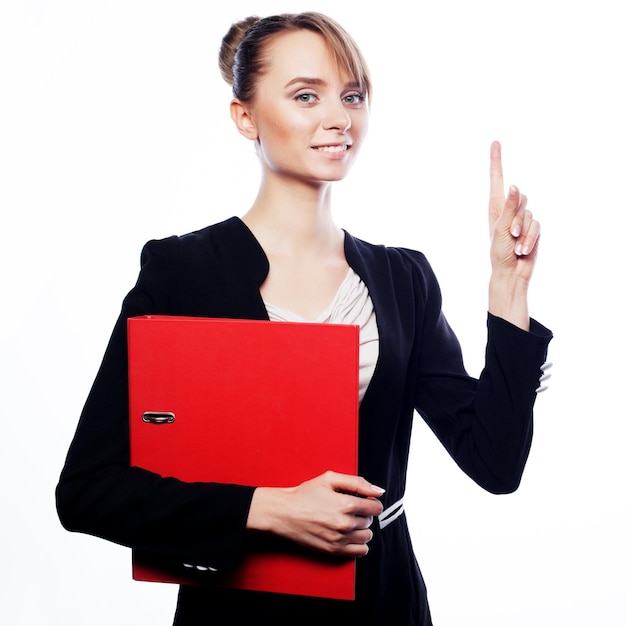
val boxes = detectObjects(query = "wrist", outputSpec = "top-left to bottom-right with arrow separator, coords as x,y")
246,486 -> 290,533
488,272 -> 530,331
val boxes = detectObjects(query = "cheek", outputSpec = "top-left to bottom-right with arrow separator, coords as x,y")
257,117 -> 314,168
353,111 -> 369,140
262,107 -> 314,142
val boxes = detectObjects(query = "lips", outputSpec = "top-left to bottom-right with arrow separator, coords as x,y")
312,144 -> 350,153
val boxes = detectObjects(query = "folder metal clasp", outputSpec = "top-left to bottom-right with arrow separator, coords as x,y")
142,411 -> 176,424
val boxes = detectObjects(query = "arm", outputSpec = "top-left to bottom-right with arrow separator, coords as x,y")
411,142 -> 552,492
56,238 -> 255,570
414,292 -> 551,494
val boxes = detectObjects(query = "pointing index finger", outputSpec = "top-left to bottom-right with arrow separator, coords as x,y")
489,140 -> 504,224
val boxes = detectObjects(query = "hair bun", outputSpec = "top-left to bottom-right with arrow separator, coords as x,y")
219,16 -> 260,86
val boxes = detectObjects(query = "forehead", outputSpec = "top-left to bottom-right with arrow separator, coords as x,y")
261,29 -> 353,87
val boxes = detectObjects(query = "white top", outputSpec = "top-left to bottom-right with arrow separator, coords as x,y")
264,268 -> 379,403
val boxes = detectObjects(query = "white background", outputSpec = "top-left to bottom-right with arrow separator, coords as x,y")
1,1 -> 624,624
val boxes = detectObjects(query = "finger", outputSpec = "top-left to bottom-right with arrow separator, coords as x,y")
339,527 -> 374,546
353,496 -> 383,518
311,528 -> 372,557
489,140 -> 504,225
326,471 -> 385,499
345,528 -> 374,546
510,194 -> 527,238
335,512 -> 374,532
513,208 -> 533,255
520,207 -> 533,238
340,533 -> 373,557
338,492 -> 383,518
497,184 -> 522,230
320,523 -> 374,552
352,514 -> 374,530
516,217 -> 540,256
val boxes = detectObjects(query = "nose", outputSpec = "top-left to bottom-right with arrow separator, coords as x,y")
322,99 -> 351,133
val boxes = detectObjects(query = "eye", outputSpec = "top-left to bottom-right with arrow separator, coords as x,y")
295,92 -> 319,104
343,92 -> 366,106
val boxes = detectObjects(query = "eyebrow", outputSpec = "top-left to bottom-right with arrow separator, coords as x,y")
283,76 -> 363,90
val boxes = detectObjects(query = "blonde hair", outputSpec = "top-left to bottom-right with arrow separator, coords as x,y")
219,12 -> 371,102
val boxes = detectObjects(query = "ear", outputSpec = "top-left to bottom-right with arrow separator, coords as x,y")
230,99 -> 258,141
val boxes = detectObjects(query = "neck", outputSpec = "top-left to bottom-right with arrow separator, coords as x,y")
242,176 -> 342,257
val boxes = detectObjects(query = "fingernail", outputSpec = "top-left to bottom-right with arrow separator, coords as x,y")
508,185 -> 517,198
371,484 -> 386,494
511,224 -> 521,237
515,243 -> 523,256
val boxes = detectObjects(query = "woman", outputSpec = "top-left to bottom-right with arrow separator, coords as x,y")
56,12 -> 552,625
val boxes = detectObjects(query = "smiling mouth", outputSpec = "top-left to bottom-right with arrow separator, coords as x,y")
312,144 -> 351,153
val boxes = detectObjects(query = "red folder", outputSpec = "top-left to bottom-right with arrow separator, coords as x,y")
127,315 -> 359,600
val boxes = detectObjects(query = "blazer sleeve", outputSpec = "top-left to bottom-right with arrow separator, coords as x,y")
55,237 -> 256,571
410,253 -> 553,494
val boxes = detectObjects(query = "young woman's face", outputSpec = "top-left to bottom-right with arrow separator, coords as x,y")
241,29 -> 369,187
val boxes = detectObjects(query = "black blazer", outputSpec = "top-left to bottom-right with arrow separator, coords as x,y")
56,217 -> 552,625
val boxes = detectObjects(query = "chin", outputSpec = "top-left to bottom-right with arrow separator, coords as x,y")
314,163 -> 355,183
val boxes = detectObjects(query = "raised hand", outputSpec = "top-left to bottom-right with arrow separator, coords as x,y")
489,141 -> 540,284
487,141 -> 539,330
247,471 -> 384,557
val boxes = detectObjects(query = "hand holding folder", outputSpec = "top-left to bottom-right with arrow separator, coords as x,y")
248,469 -> 384,557
128,315 -> 360,600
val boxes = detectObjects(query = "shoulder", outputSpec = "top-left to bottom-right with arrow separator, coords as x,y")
134,217 -> 268,313
139,216 -> 267,272
140,217 -> 240,259
132,219 -> 246,311
345,231 -> 439,293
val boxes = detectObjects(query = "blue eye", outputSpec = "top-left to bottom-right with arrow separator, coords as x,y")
296,93 -> 317,104
343,93 -> 365,106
